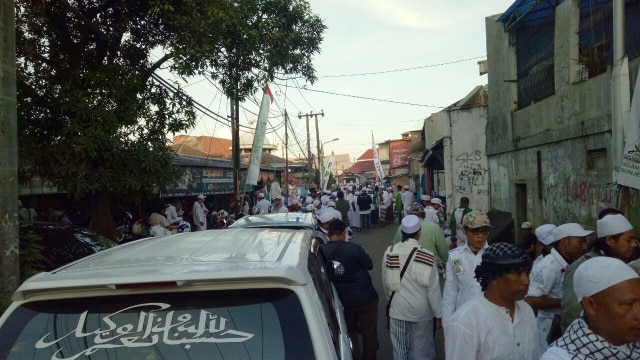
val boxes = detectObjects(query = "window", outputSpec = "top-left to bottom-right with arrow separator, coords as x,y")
627,0 -> 640,59
587,148 -> 607,170
0,289 -> 314,360
578,0 -> 613,81
307,251 -> 341,356
514,17 -> 556,108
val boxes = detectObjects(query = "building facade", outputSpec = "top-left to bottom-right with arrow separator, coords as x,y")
486,0 -> 640,237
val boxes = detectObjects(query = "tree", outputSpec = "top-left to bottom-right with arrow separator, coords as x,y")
1,0 -> 20,308
16,0 -> 325,239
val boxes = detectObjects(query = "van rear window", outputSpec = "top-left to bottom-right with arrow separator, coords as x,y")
0,288 -> 314,360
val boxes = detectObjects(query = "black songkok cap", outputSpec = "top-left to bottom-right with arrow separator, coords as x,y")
474,242 -> 532,291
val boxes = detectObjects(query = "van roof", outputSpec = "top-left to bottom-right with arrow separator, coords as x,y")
14,228 -> 314,301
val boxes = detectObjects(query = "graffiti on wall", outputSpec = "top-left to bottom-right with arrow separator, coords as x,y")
545,179 -> 616,206
545,142 -> 574,175
455,150 -> 488,194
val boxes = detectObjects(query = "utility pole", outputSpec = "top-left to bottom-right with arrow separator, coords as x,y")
284,110 -> 289,199
0,0 -> 20,300
314,111 -> 324,190
231,81 -> 240,217
299,111 -> 324,190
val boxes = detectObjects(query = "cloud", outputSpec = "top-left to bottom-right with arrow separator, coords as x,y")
365,0 -> 458,29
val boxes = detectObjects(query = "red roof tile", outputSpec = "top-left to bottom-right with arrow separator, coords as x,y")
344,160 -> 375,174
357,149 -> 374,161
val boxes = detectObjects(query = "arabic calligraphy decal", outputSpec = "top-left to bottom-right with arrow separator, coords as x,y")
35,303 -> 255,360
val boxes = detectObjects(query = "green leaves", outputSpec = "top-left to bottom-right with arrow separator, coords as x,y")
16,0 -> 325,202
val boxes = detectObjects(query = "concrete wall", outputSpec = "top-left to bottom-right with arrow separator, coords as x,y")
445,106 -> 490,212
485,1 -> 640,230
424,112 -> 444,148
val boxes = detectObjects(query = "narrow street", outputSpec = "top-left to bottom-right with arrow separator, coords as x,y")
351,222 -> 445,360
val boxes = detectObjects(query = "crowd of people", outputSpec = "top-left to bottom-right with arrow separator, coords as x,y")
18,182 -> 640,359
306,186 -> 640,360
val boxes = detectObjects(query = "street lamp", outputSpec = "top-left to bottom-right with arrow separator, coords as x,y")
319,138 -> 339,189
322,137 -> 340,147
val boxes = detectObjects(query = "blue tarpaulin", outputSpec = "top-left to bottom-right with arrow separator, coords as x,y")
499,0 -> 565,29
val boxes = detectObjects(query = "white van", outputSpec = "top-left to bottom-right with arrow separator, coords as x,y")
0,228 -> 353,360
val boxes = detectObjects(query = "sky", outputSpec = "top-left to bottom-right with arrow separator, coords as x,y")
166,0 -> 517,162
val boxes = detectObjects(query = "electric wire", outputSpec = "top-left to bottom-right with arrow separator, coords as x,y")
282,84 -> 446,108
285,56 -> 486,79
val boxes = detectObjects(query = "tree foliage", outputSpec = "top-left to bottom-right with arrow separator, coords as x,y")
16,0 -> 325,237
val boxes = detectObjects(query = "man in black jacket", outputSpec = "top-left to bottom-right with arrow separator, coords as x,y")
357,189 -> 373,232
321,220 -> 378,360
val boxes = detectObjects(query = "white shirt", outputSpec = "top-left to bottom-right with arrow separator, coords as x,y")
165,204 -> 181,224
445,296 -> 540,360
192,201 -> 208,225
255,198 -> 272,214
329,207 -> 342,220
424,206 -> 440,225
270,204 -> 289,213
527,248 -> 567,319
150,212 -> 170,228
540,348 -> 572,360
453,207 -> 468,246
442,242 -> 488,327
401,190 -> 413,210
149,224 -> 171,237
379,191 -> 389,209
382,239 -> 442,322
532,254 -> 545,273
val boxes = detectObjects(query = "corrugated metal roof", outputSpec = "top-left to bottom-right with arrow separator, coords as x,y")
499,0 -> 565,30
172,154 -> 240,168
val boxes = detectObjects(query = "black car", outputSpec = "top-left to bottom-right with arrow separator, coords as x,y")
19,222 -> 117,272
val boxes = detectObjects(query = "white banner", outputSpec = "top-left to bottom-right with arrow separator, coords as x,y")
246,86 -> 273,185
322,151 -> 335,190
619,71 -> 640,190
372,133 -> 385,180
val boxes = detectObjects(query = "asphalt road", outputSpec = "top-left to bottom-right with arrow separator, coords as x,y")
351,222 -> 446,360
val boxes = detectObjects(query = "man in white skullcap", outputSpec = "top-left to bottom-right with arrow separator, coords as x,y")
313,199 -> 323,216
525,223 -> 591,353
326,201 -> 342,221
542,257 -> 640,359
420,194 -> 431,208
531,224 -> 557,271
192,194 -> 209,231
317,209 -> 336,235
254,192 -> 272,214
561,212 -> 637,331
400,185 -> 414,217
425,198 -> 444,227
270,195 -> 288,213
382,215 -> 441,360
